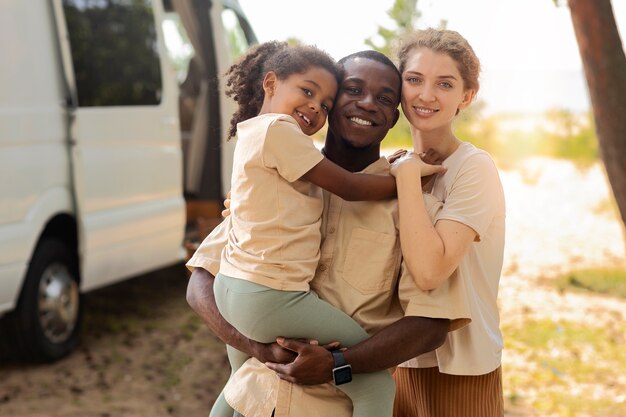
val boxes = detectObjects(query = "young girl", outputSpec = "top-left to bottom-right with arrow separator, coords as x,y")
390,29 -> 506,417
212,41 -> 443,417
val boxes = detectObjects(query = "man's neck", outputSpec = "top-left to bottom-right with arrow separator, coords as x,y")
322,135 -> 381,173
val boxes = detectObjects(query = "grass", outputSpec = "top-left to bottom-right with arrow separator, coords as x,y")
503,319 -> 626,416
502,268 -> 626,417
556,268 -> 626,298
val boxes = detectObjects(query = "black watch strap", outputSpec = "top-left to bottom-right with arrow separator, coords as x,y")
331,350 -> 348,367
331,350 -> 352,385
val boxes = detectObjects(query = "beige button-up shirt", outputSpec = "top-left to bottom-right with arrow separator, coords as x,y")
187,157 -> 471,417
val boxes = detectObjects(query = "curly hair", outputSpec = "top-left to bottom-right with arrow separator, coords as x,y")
396,28 -> 481,93
224,41 -> 342,138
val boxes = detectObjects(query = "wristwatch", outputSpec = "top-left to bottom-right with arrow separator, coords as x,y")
331,350 -> 352,385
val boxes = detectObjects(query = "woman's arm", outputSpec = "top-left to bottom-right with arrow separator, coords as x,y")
392,156 -> 475,291
302,156 -> 446,202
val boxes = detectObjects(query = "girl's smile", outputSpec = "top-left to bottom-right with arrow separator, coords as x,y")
261,67 -> 338,136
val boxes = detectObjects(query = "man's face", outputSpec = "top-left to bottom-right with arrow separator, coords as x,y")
328,57 -> 401,149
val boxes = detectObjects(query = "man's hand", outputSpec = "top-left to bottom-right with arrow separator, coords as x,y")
264,338 -> 340,385
221,191 -> 231,218
258,341 -> 298,365
387,149 -> 408,164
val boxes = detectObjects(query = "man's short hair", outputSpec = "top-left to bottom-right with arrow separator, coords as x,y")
338,50 -> 401,82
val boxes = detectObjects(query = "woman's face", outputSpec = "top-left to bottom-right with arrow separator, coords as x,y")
401,47 -> 474,133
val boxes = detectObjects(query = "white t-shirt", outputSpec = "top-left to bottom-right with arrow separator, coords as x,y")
400,141 -> 506,375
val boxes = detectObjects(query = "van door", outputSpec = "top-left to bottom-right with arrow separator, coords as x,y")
215,0 -> 259,201
52,0 -> 185,290
165,0 -> 257,205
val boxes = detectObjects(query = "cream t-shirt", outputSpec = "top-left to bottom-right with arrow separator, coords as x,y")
400,141 -> 506,375
219,113 -> 324,291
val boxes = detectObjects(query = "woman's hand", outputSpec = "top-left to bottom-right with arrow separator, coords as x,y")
390,151 -> 447,178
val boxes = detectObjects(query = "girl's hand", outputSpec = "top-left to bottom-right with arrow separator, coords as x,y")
387,149 -> 408,164
390,151 -> 447,178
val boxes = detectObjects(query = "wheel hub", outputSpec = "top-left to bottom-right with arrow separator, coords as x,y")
38,263 -> 79,343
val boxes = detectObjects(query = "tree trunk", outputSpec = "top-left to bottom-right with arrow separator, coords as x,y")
567,0 -> 626,228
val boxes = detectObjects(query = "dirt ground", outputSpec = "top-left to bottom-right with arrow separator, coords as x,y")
0,263 -> 230,417
1,159 -> 624,417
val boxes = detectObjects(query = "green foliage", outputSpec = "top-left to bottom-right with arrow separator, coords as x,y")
365,0 -> 448,57
452,99 -> 498,150
541,109 -> 598,166
364,0 -> 421,57
363,2 -> 598,168
162,14 -> 194,82
381,113 -> 412,149
286,37 -> 303,46
63,0 -> 162,106
366,0 -> 467,152
556,268 -> 626,298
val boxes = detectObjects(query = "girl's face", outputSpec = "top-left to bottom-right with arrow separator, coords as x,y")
263,67 -> 338,136
401,48 -> 474,133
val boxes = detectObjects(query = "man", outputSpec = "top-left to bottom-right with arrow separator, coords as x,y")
186,50 -> 471,417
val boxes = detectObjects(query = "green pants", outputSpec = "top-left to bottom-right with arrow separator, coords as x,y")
211,273 -> 395,417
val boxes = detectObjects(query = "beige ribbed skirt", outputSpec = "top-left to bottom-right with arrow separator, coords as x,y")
393,366 -> 503,417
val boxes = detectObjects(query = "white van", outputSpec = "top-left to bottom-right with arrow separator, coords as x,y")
0,0 -> 257,361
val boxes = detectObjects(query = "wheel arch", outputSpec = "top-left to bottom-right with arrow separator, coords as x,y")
32,213 -> 80,285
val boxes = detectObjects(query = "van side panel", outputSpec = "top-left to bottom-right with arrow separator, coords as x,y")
59,0 -> 186,291
0,2 -> 72,312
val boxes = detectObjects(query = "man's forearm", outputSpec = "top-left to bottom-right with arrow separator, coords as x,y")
266,316 -> 449,385
345,316 -> 449,373
186,268 -> 265,360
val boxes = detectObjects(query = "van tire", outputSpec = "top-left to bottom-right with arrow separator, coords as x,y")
13,238 -> 82,362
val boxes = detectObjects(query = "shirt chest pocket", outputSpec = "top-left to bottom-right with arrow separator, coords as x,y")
342,228 -> 399,294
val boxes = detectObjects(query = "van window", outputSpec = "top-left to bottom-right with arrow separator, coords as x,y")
221,8 -> 250,62
162,14 -> 193,83
63,0 -> 162,107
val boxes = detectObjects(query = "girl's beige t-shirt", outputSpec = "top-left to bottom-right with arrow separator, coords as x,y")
400,141 -> 506,375
219,113 -> 324,291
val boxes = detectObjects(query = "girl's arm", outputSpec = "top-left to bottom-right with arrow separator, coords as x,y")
302,156 -> 446,202
391,155 -> 475,291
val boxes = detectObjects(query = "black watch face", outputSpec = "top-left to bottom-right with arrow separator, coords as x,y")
333,365 -> 353,385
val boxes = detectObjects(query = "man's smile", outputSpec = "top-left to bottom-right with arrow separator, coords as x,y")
348,116 -> 376,127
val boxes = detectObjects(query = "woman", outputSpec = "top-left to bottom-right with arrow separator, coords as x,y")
390,28 -> 506,417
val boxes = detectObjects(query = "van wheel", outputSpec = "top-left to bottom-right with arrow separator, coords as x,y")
13,238 -> 82,361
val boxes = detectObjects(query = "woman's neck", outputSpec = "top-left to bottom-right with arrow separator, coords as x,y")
411,125 -> 461,162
